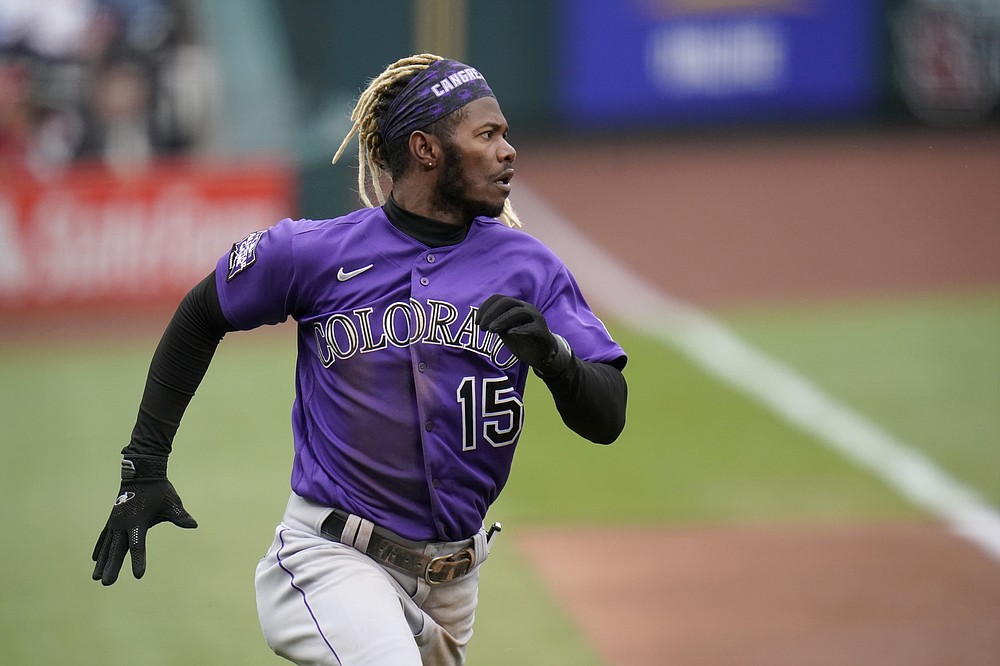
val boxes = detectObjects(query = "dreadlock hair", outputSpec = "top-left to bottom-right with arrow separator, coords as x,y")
332,53 -> 522,228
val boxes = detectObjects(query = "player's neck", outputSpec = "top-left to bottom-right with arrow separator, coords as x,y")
383,195 -> 471,248
391,175 -> 473,227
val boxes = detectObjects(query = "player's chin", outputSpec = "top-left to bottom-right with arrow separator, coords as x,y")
488,186 -> 512,211
470,196 -> 506,220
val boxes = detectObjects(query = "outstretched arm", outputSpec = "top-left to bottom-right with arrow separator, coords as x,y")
126,272 -> 233,457
93,273 -> 234,585
478,294 -> 627,444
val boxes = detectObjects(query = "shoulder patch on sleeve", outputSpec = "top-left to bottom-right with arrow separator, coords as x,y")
227,230 -> 266,281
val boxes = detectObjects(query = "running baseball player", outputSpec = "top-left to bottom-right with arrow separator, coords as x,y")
92,53 -> 628,665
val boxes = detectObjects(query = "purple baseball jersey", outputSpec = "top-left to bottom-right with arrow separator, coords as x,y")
216,208 -> 625,541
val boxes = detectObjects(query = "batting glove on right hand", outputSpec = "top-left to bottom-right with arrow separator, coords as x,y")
92,454 -> 197,586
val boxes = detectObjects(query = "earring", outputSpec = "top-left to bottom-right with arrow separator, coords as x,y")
427,162 -> 434,167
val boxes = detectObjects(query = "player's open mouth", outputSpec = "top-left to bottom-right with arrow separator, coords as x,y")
495,169 -> 514,192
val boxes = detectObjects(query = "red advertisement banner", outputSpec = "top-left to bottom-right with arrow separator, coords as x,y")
0,160 -> 295,313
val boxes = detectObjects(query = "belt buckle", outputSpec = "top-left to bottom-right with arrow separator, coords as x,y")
424,546 -> 475,585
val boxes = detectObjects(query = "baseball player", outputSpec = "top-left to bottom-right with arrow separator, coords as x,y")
92,53 -> 628,665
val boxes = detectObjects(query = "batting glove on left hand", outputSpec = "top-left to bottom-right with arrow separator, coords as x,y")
478,294 -> 572,377
92,454 -> 197,586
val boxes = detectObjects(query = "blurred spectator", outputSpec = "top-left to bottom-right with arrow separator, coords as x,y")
892,0 -> 1000,125
78,57 -> 155,171
0,0 -> 94,59
0,0 -> 93,176
0,0 -> 218,178
0,57 -> 31,179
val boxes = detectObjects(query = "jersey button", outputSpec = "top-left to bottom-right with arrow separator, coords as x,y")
417,362 -> 427,372
424,421 -> 434,432
432,478 -> 441,489
426,254 -> 436,263
419,277 -> 429,286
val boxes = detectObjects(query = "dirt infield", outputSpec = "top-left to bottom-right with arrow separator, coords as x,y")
515,127 -> 1000,665
518,524 -> 1000,666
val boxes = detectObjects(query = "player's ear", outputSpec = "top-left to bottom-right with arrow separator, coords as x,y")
408,130 -> 440,169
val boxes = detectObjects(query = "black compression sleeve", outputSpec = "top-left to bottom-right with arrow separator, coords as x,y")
123,273 -> 234,457
538,356 -> 627,444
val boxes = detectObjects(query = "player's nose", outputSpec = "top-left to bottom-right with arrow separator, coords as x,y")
499,137 -> 516,164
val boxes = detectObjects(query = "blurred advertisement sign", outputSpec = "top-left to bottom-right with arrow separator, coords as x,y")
556,0 -> 880,127
890,0 -> 1000,125
0,161 -> 294,312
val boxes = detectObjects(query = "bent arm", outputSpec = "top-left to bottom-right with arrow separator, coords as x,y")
124,272 -> 234,457
538,355 -> 627,445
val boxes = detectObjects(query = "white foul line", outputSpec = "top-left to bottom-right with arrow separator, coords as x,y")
516,185 -> 1000,563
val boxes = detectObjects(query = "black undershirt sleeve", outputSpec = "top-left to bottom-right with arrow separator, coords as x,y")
123,272 -> 235,458
538,355 -> 628,445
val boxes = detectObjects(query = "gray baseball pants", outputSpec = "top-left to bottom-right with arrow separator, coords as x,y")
255,493 -> 492,665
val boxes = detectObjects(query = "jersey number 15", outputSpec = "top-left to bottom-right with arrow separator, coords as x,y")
457,376 -> 524,451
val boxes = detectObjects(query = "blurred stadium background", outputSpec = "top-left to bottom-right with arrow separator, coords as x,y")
2,1 -> 999,664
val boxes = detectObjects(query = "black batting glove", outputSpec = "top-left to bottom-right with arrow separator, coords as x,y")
478,294 -> 572,377
92,454 -> 197,586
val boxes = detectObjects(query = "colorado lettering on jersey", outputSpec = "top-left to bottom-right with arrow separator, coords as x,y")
312,298 -> 517,369
430,67 -> 486,97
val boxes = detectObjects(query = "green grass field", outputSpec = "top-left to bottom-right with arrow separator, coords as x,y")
1,290 -> 997,665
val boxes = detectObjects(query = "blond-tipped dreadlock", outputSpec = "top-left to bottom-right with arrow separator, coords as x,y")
332,54 -> 522,229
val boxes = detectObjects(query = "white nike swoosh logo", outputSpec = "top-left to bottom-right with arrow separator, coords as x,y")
337,264 -> 374,281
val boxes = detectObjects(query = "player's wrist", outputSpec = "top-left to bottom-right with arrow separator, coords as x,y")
534,334 -> 573,379
121,454 -> 169,479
